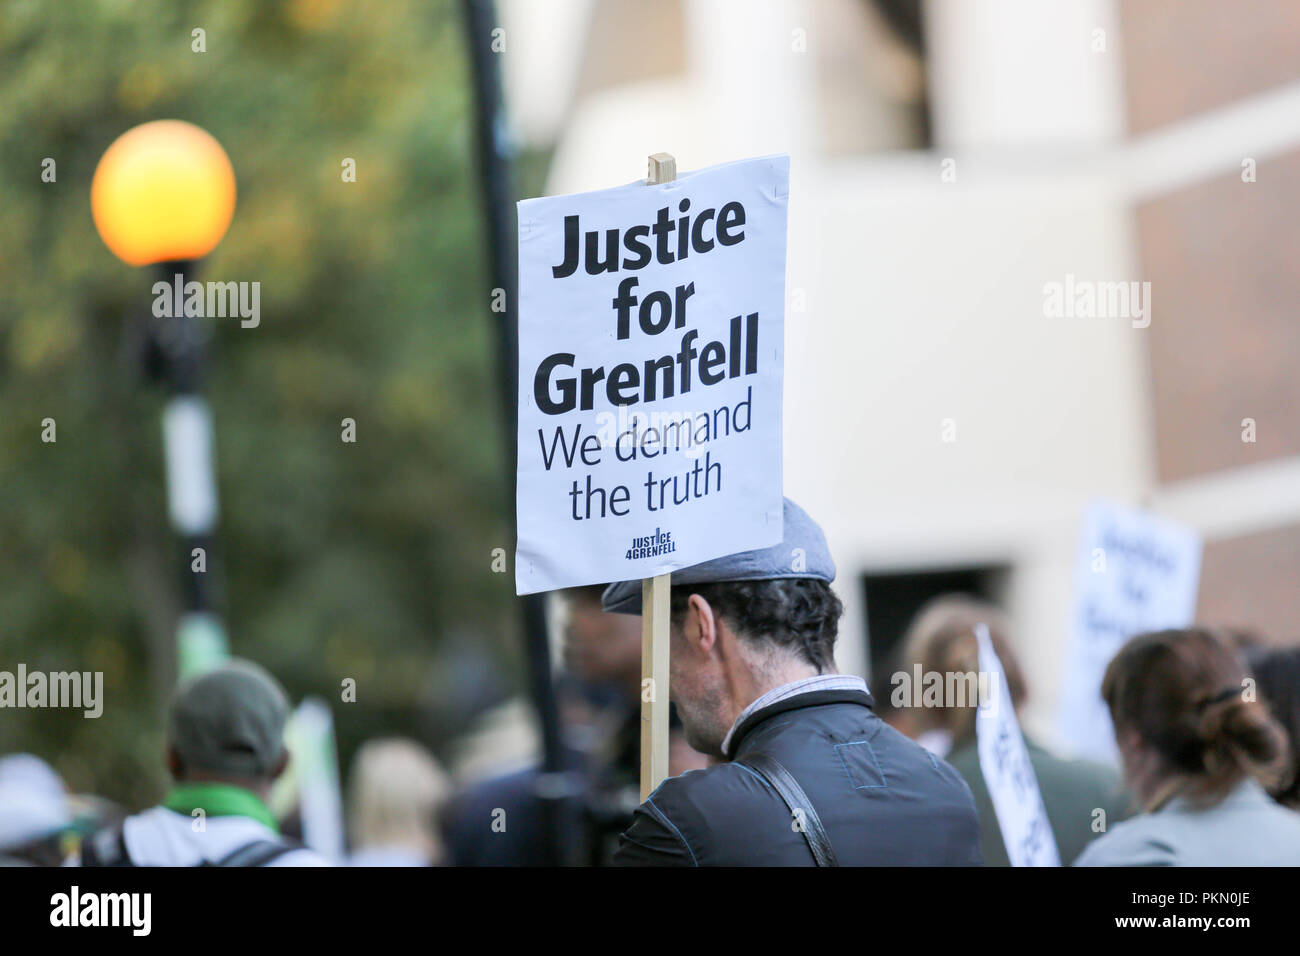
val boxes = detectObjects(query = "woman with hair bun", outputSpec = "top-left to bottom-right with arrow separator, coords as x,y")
1075,627 -> 1300,866
1243,645 -> 1300,810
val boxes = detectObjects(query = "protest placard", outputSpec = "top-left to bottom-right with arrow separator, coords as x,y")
514,154 -> 789,596
1056,499 -> 1202,762
975,623 -> 1061,867
271,697 -> 345,863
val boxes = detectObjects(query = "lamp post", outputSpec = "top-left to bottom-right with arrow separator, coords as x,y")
92,119 -> 237,679
461,0 -> 575,864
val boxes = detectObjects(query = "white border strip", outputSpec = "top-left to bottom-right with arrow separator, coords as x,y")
1118,80 -> 1300,201
1149,455 -> 1300,541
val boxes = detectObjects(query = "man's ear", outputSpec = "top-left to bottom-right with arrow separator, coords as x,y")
166,746 -> 183,781
270,748 -> 290,782
685,593 -> 719,656
1117,728 -> 1147,765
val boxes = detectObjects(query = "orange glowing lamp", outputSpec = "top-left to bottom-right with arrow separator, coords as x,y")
92,120 -> 236,267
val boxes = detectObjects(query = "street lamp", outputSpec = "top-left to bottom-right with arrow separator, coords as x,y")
92,119 -> 237,679
91,119 -> 235,267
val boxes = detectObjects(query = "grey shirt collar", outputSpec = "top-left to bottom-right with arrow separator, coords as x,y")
720,674 -> 869,757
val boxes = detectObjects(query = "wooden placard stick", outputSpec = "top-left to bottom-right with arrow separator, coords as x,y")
640,152 -> 675,801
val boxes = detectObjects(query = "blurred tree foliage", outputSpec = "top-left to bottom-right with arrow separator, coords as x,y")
0,0 -> 536,807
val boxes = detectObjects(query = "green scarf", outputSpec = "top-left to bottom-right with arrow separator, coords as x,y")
163,782 -> 279,832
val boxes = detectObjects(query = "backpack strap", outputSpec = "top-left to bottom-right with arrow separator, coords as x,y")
204,838 -> 300,868
735,752 -> 839,867
80,825 -> 133,867
82,823 -> 301,867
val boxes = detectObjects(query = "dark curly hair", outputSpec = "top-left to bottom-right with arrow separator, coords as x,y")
669,578 -> 843,672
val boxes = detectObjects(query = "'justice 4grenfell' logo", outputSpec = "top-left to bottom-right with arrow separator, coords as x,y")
626,528 -> 676,561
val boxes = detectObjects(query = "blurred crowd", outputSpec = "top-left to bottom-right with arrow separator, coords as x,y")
2,584 -> 1297,867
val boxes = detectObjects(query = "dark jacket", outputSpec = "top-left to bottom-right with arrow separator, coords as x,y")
944,735 -> 1131,866
612,688 -> 982,865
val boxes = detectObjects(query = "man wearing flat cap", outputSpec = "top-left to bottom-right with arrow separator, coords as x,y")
81,659 -> 328,866
605,499 -> 981,866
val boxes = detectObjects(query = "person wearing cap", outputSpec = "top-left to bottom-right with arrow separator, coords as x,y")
81,659 -> 329,867
604,498 -> 982,866
0,754 -> 72,866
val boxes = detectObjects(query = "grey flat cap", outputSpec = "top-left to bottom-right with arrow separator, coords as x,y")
168,659 -> 290,778
601,498 -> 835,614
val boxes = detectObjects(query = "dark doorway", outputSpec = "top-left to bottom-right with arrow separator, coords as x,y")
861,565 -> 1010,707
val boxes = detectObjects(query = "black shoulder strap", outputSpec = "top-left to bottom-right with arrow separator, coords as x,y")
80,825 -> 133,867
204,839 -> 300,868
736,752 -> 839,867
82,824 -> 299,867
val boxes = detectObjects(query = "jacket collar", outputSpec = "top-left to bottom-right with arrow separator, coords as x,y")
724,687 -> 874,759
1161,776 -> 1272,815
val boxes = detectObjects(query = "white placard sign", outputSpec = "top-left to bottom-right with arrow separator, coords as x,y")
288,697 -> 345,863
1056,499 -> 1202,762
975,624 -> 1061,867
515,155 -> 789,594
